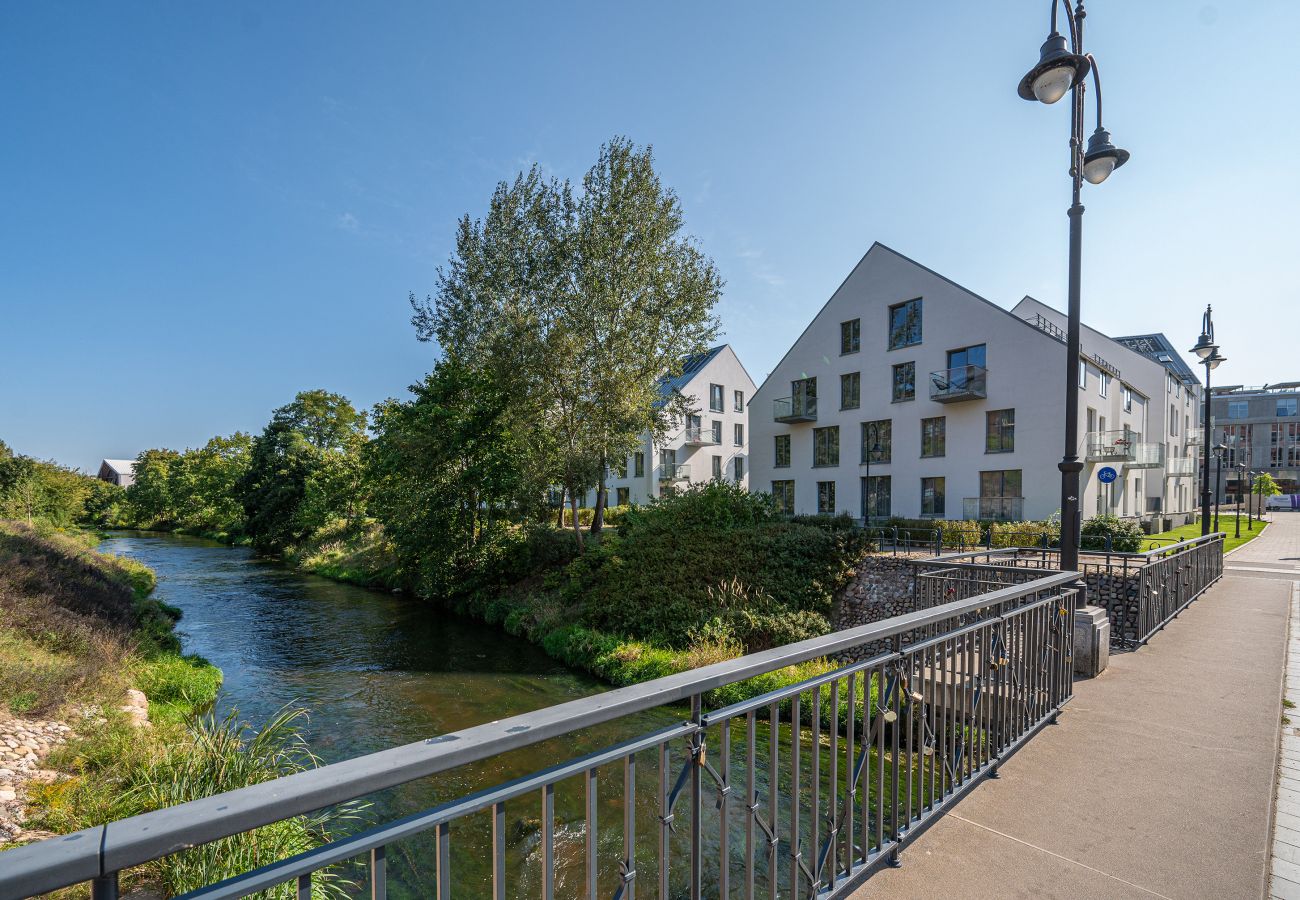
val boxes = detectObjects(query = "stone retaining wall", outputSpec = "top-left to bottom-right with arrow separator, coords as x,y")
831,553 -> 927,662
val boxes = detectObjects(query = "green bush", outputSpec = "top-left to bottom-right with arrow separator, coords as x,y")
1080,514 -> 1143,552
134,653 -> 223,724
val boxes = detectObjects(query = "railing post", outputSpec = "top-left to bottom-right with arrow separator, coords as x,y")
91,874 -> 119,900
935,529 -> 943,557
689,694 -> 703,900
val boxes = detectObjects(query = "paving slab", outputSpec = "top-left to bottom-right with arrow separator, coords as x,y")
861,515 -> 1296,900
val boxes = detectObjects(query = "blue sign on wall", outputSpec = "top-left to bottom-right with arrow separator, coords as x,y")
1097,466 -> 1118,484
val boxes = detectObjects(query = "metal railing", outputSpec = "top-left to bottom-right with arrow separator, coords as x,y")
1165,456 -> 1196,477
928,365 -> 987,403
683,426 -> 720,446
773,395 -> 817,423
961,497 -> 1024,521
2,576 -> 1081,900
660,463 -> 691,481
1086,430 -> 1137,462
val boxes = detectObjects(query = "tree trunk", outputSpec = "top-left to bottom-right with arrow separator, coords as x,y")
556,486 -> 566,528
591,468 -> 608,534
569,491 -> 585,552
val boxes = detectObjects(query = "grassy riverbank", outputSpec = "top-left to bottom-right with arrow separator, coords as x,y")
1147,515 -> 1267,554
0,521 -> 357,897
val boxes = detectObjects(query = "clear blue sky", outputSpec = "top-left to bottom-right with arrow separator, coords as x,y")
2,2 -> 1295,473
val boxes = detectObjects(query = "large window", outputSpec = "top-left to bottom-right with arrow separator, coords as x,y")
734,389 -> 745,412
616,487 -> 630,506
813,426 -> 840,467
892,362 -> 915,402
1228,400 -> 1249,419
888,299 -> 922,349
709,383 -> 724,412
980,469 -> 1022,498
921,477 -> 945,517
986,408 -> 1015,453
921,417 -> 946,458
841,318 -> 861,355
817,480 -> 837,514
793,376 -> 817,415
1099,373 -> 1110,399
634,452 -> 645,478
947,344 -> 986,371
862,475 -> 891,520
734,423 -> 744,446
840,372 -> 860,410
774,434 -> 791,468
1279,397 -> 1298,417
734,456 -> 745,483
1272,424 -> 1300,467
862,419 -> 891,463
711,420 -> 723,444
712,455 -> 722,480
1122,386 -> 1133,412
771,480 -> 795,514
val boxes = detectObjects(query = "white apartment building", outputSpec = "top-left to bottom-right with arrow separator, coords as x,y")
583,344 -> 756,507
749,243 -> 1202,525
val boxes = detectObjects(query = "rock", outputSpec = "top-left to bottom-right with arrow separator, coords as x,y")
0,790 -> 16,802
124,689 -> 148,710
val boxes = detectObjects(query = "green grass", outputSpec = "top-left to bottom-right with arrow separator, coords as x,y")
1144,515 -> 1266,555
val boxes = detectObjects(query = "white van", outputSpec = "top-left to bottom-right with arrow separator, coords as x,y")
1265,494 -> 1299,512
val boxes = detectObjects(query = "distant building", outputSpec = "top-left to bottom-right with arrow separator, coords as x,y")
580,344 -> 757,507
748,242 -> 1202,526
98,458 -> 136,488
1210,383 -> 1300,499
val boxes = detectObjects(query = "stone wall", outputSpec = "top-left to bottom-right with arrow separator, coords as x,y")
1081,570 -> 1144,644
830,553 -> 927,662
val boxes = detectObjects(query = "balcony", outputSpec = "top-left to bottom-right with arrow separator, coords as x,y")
773,396 -> 817,423
1128,442 -> 1165,469
962,497 -> 1024,521
1185,432 -> 1203,445
1165,456 -> 1196,477
683,426 -> 719,446
929,365 -> 987,403
659,463 -> 690,482
1086,430 -> 1137,462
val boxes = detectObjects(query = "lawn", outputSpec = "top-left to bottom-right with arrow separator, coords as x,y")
1144,514 -> 1266,554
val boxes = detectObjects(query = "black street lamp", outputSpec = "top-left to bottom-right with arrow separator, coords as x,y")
1017,0 -> 1129,575
1235,462 -> 1245,539
1190,304 -> 1226,535
1212,443 -> 1227,533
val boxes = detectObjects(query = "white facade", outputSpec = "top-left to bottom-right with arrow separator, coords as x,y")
749,243 -> 1200,525
98,458 -> 136,488
584,344 -> 757,507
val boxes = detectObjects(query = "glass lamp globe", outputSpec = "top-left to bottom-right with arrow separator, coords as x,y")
1032,64 -> 1076,104
1082,154 -> 1117,184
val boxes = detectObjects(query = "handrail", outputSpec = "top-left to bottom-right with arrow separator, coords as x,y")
0,572 -> 1084,897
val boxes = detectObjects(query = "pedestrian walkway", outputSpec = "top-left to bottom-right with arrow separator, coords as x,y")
861,515 -> 1296,900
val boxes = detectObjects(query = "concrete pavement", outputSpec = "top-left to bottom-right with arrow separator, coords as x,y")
860,515 -> 1296,900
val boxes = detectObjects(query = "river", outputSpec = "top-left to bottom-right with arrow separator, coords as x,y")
99,531 -> 702,898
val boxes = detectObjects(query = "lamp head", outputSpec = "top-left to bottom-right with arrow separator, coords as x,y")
1205,348 -> 1226,371
1082,127 -> 1130,184
1018,32 -> 1091,104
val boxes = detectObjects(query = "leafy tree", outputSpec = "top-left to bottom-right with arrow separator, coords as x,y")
127,449 -> 183,527
175,433 -> 253,534
412,137 -> 721,548
237,391 -> 367,551
1253,472 -> 1283,501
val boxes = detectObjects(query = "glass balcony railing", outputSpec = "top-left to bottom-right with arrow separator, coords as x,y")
1165,456 -> 1196,477
1086,430 -> 1137,462
929,365 -> 987,403
962,497 -> 1024,521
773,396 -> 817,423
1128,442 -> 1165,468
659,463 -> 690,481
683,426 -> 719,446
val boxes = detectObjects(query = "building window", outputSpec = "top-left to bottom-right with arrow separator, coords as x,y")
1122,386 -> 1133,412
771,480 -> 795,514
734,389 -> 745,412
1279,397 -> 1298,417
709,384 -> 724,412
980,469 -> 1022,498
1170,404 -> 1179,436
986,409 -> 1015,453
792,376 -> 817,416
616,487 -> 630,506
841,318 -> 861,355
659,448 -> 676,480
921,477 -> 945,517
711,420 -> 723,444
774,434 -> 791,468
1080,360 -> 1087,389
1228,400 -> 1249,419
888,299 -> 922,350
862,475 -> 890,520
634,452 -> 645,478
840,372 -> 861,410
712,455 -> 722,480
817,480 -> 837,514
813,426 -> 840,467
921,416 -> 946,458
947,343 -> 986,372
892,362 -> 915,402
734,456 -> 745,482
734,423 -> 744,446
862,419 -> 891,463
1099,373 -> 1110,398
614,457 -> 628,478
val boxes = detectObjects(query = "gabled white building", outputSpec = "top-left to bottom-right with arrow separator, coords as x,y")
585,344 -> 757,507
749,243 -> 1200,525
97,458 -> 136,488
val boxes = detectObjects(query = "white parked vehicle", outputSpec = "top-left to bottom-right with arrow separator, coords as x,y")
1265,494 -> 1300,511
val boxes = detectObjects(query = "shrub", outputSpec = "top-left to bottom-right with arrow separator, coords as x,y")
619,482 -> 778,536
1080,514 -> 1144,552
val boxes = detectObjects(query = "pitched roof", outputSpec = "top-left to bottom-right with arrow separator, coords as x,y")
1112,333 -> 1202,386
656,345 -> 727,402
101,459 -> 136,475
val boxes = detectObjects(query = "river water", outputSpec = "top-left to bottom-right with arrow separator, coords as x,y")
99,531 -> 701,898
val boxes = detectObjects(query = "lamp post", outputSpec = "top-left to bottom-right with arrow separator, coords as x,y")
1189,304 -> 1226,535
1235,462 -> 1245,538
1212,443 -> 1227,533
1017,0 -> 1129,576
